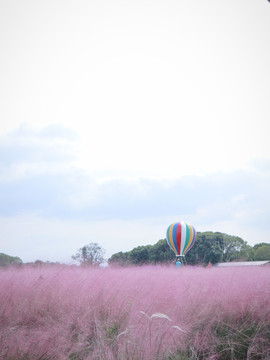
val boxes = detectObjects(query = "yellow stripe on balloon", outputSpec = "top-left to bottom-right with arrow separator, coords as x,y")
169,223 -> 177,254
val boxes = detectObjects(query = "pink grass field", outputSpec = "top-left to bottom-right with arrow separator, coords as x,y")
0,265 -> 270,360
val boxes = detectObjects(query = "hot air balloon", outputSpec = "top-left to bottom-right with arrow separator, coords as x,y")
166,221 -> 197,266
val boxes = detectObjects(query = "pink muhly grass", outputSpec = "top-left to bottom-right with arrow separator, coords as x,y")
0,264 -> 269,359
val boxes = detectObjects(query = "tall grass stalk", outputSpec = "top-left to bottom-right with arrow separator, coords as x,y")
0,265 -> 269,359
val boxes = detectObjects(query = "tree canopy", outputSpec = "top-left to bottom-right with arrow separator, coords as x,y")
109,232 -> 269,266
72,243 -> 105,266
0,253 -> 23,267
253,243 -> 270,261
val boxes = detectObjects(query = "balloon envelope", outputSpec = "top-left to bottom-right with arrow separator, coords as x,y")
166,221 -> 197,256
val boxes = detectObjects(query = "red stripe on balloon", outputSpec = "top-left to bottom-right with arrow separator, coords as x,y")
177,222 -> 182,254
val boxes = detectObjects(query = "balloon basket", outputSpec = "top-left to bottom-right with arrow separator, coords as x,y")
176,256 -> 187,267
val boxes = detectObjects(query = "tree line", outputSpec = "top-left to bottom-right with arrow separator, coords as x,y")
1,232 -> 270,267
108,232 -> 270,266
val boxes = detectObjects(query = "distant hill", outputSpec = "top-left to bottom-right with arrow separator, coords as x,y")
0,253 -> 23,267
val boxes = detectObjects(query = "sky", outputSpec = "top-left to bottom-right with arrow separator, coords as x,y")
0,0 -> 270,263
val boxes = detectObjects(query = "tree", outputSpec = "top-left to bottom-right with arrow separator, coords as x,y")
0,253 -> 23,267
149,239 -> 175,264
109,251 -> 130,266
237,244 -> 254,261
129,245 -> 151,264
222,234 -> 249,262
185,232 -> 224,265
253,242 -> 270,250
253,244 -> 270,261
72,243 -> 105,266
109,240 -> 175,266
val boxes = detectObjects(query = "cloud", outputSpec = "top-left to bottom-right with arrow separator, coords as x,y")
0,124 -> 269,235
0,160 -> 269,233
8,123 -> 77,140
0,123 -> 76,166
38,124 -> 77,141
0,123 -> 77,183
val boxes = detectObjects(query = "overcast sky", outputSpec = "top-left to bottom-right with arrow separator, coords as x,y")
1,0 -> 270,263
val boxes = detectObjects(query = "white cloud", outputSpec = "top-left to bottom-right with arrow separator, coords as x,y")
0,128 -> 269,226
0,123 -> 77,181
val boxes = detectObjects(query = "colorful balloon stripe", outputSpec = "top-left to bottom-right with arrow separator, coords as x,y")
183,225 -> 197,255
166,224 -> 175,253
166,221 -> 197,257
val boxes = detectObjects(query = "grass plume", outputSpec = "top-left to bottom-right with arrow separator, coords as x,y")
0,265 -> 269,359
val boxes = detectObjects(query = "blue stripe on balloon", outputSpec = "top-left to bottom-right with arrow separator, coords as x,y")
172,223 -> 179,255
184,224 -> 191,252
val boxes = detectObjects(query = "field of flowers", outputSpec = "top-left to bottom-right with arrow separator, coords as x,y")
0,264 -> 270,360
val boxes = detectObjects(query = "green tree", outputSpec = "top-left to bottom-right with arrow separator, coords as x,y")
222,235 -> 248,262
149,239 -> 175,264
109,240 -> 175,266
0,253 -> 23,267
186,232 -> 224,265
253,244 -> 270,261
222,234 -> 255,261
109,251 -> 130,266
237,244 -> 254,261
72,243 -> 105,266
108,232 -> 263,266
253,242 -> 270,250
129,245 -> 150,264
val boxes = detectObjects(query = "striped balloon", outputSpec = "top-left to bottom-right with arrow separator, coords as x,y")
166,221 -> 197,256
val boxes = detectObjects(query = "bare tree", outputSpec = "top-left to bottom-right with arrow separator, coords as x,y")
72,243 -> 105,266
